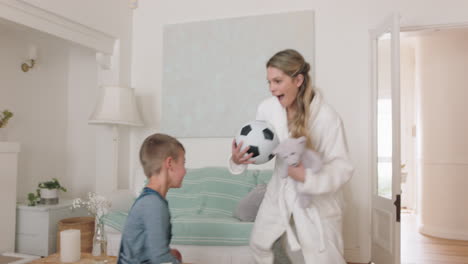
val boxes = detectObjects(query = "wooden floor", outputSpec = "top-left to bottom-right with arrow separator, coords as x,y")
348,212 -> 468,264
401,212 -> 468,264
0,255 -> 22,264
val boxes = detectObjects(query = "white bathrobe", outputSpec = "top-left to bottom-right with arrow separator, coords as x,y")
229,92 -> 354,264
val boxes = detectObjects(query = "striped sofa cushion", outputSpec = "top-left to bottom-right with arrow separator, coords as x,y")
102,210 -> 128,231
167,167 -> 258,217
171,214 -> 253,246
256,169 -> 274,185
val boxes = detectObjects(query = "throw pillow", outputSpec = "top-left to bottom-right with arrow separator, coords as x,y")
233,184 -> 267,222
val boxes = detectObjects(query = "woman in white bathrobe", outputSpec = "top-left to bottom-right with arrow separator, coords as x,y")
229,49 -> 354,264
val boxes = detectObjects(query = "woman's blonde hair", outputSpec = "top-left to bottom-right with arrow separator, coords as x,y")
266,49 -> 315,150
139,133 -> 185,178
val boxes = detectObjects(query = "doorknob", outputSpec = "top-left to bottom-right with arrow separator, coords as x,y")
394,194 -> 401,222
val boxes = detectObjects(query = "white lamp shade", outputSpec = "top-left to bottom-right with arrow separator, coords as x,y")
89,86 -> 143,126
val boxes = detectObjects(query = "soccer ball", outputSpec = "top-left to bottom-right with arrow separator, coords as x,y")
235,120 -> 279,164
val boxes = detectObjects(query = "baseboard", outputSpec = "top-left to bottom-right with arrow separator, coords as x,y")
419,224 -> 468,240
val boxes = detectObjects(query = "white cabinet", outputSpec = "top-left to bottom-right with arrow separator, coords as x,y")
15,200 -> 87,256
0,142 -> 20,253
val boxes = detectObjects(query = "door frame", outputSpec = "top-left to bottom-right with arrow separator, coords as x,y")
369,13 -> 401,264
367,18 -> 468,264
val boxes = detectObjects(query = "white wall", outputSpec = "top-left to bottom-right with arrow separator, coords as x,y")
131,0 -> 468,262
66,45 -> 99,198
400,37 -> 417,210
20,0 -> 134,84
9,0 -> 135,194
0,25 -> 68,201
0,23 -> 102,200
416,28 -> 468,240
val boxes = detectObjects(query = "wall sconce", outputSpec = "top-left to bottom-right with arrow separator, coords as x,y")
21,45 -> 37,72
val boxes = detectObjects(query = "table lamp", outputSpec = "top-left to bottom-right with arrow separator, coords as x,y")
89,86 -> 143,191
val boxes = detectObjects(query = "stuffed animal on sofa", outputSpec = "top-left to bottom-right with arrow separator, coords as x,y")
273,136 -> 323,178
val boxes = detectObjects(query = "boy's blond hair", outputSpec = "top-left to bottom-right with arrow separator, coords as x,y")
139,133 -> 185,178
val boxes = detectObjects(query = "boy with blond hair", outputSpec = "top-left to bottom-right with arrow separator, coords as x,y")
118,133 -> 186,264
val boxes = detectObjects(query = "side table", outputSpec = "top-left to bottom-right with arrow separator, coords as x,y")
16,199 -> 87,256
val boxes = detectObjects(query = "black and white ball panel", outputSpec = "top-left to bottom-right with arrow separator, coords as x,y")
235,120 -> 279,165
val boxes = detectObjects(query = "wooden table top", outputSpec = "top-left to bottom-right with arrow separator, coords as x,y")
28,253 -> 117,264
28,253 -> 193,264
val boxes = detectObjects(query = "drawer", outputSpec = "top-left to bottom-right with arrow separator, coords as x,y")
16,210 -> 48,235
16,233 -> 47,256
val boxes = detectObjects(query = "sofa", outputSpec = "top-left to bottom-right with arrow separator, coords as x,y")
102,166 -> 272,264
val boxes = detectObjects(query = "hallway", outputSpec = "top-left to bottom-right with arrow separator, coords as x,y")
402,213 -> 468,264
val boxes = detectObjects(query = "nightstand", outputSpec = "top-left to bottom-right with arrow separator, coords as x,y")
15,199 -> 87,256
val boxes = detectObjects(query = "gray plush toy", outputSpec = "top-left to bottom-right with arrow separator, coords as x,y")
273,136 -> 323,178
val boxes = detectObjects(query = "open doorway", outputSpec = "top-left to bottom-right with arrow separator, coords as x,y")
399,26 -> 468,264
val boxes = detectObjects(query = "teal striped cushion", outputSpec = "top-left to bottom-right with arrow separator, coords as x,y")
102,211 -> 254,246
171,215 -> 253,246
256,169 -> 274,185
102,210 -> 128,231
167,167 -> 257,217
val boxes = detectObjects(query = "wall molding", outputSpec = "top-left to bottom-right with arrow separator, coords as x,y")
0,0 -> 115,54
401,21 -> 468,32
418,158 -> 468,167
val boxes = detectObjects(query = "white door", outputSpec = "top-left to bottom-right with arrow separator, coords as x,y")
370,14 -> 401,264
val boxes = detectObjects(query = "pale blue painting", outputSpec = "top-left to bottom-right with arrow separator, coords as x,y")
162,10 -> 314,137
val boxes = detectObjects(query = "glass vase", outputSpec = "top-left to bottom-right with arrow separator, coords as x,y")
92,218 -> 107,257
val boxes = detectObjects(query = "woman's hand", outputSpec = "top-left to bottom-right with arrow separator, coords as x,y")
288,162 -> 306,182
231,139 -> 255,165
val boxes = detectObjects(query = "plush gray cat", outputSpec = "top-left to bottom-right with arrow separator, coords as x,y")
273,136 -> 323,208
273,136 -> 323,178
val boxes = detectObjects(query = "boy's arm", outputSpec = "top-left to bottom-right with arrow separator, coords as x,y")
141,196 -> 181,264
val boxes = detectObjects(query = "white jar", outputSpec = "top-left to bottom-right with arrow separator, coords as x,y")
40,189 -> 58,199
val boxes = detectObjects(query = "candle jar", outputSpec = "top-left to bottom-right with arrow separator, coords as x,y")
92,218 -> 107,257
60,229 -> 81,263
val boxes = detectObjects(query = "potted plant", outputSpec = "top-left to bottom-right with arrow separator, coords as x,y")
38,178 -> 67,205
0,109 -> 13,140
27,190 -> 41,206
